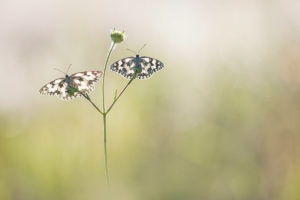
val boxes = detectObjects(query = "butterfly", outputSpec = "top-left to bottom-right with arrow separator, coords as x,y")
110,45 -> 164,80
39,71 -> 103,100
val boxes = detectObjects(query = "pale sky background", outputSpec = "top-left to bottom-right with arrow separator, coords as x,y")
0,0 -> 299,113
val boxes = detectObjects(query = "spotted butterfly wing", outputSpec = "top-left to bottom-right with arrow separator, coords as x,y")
70,71 -> 102,94
138,56 -> 164,79
39,78 -> 76,100
39,71 -> 102,100
110,55 -> 164,79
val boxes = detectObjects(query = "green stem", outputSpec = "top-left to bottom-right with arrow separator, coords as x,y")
81,94 -> 103,115
102,42 -> 116,113
80,40 -> 132,185
101,41 -> 115,184
103,113 -> 109,184
106,77 -> 135,114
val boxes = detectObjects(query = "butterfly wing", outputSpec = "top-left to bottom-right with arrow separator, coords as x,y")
110,57 -> 136,79
138,56 -> 164,79
110,56 -> 164,80
39,71 -> 102,101
39,78 -> 64,96
39,78 -> 81,100
70,71 -> 103,94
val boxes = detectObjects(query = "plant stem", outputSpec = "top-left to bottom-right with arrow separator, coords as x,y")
81,94 -> 103,115
78,40 -> 134,185
101,41 -> 115,184
103,113 -> 109,184
106,77 -> 135,114
102,42 -> 116,113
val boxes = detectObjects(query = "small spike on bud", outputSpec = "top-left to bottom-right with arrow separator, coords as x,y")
110,28 -> 126,43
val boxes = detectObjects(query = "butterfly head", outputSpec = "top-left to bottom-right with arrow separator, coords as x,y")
65,74 -> 72,84
54,64 -> 72,79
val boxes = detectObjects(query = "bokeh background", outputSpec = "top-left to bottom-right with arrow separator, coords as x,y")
1,0 -> 300,199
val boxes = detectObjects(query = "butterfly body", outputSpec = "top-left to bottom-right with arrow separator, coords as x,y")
111,54 -> 164,80
39,71 -> 103,100
65,75 -> 72,85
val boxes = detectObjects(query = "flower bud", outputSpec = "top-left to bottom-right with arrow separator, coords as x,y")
110,28 -> 126,43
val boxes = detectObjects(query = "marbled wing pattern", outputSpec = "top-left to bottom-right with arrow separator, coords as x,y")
110,55 -> 164,80
137,56 -> 164,79
39,71 -> 102,100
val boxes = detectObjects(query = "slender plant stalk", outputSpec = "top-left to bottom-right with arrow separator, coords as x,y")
82,39 -> 133,184
101,42 -> 115,184
81,94 -> 103,115
102,42 -> 116,112
103,113 -> 109,184
81,75 -> 135,184
78,39 -> 135,185
106,77 -> 135,114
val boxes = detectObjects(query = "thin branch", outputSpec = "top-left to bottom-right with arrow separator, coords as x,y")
66,87 -> 103,115
81,93 -> 103,115
102,42 -> 116,113
103,114 -> 109,184
106,77 -> 135,114
101,41 -> 116,184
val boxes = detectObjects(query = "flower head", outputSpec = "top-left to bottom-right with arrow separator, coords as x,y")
110,28 -> 126,43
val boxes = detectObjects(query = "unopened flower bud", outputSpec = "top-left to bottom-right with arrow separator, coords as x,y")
110,28 -> 126,43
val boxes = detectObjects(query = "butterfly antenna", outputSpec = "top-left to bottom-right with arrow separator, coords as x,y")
53,68 -> 66,75
138,43 -> 147,53
66,64 -> 72,74
126,48 -> 137,55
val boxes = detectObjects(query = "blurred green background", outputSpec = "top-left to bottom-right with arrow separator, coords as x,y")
1,0 -> 300,199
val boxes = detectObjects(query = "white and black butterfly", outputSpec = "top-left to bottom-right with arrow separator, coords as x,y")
110,45 -> 164,80
39,70 -> 103,100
